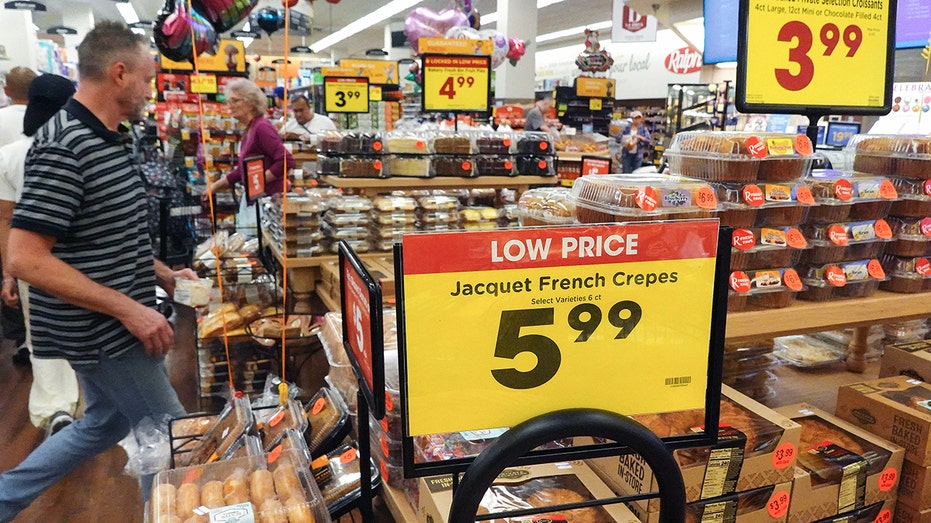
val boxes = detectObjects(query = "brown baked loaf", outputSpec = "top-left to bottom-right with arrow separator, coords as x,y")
853,136 -> 894,175
797,418 -> 864,455
896,137 -> 931,179
526,488 -> 604,523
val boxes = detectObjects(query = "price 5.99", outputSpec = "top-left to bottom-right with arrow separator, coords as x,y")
492,301 -> 642,390
439,76 -> 475,99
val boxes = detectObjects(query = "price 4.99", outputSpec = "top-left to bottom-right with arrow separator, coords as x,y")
438,76 -> 475,99
492,301 -> 642,390
776,21 -> 862,91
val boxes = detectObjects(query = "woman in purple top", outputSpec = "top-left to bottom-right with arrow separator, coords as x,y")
208,79 -> 294,197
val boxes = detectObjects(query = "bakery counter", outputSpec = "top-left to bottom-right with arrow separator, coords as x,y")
318,175 -> 558,193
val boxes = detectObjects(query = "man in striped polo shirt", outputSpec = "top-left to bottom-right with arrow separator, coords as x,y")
0,21 -> 195,520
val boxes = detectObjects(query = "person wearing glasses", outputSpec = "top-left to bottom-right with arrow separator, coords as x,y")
279,94 -> 336,144
208,79 -> 294,197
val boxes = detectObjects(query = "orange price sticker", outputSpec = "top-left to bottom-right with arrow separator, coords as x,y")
536,160 -> 546,170
730,271 -> 752,293
873,219 -> 892,239
878,467 -> 897,491
269,409 -> 285,427
312,397 -> 327,416
416,140 -> 425,150
742,184 -> 765,206
381,417 -> 390,432
795,186 -> 815,205
636,186 -> 659,212
833,179 -> 854,201
794,135 -> 813,156
826,266 -> 847,287
786,228 -> 807,249
504,160 -> 514,170
783,269 -> 802,291
374,160 -> 383,171
827,224 -> 849,246
875,509 -> 892,523
771,442 -> 796,470
385,392 -> 394,412
767,490 -> 791,519
539,141 -> 549,152
267,445 -> 283,464
503,138 -> 512,147
373,141 -> 383,152
732,229 -> 757,251
915,258 -> 931,276
381,436 -> 390,456
879,179 -> 898,199
745,136 -> 768,158
340,448 -> 358,464
868,259 -> 886,279
695,186 -> 718,209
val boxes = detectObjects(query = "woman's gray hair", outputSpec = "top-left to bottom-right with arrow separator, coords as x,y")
225,78 -> 267,117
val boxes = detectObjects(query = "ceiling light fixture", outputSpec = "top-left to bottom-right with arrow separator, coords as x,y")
116,2 -> 140,25
536,20 -> 611,43
480,0 -> 565,27
310,0 -> 424,54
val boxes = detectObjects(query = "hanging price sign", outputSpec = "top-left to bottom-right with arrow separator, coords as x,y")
400,221 -> 721,436
422,54 -> 491,113
736,0 -> 895,114
324,76 -> 370,114
189,74 -> 217,94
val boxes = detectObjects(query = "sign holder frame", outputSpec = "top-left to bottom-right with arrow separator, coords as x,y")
420,53 -> 492,132
394,223 -> 732,479
324,76 -> 371,129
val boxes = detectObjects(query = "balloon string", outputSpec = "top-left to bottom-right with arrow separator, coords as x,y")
279,2 -> 291,403
185,0 -> 235,395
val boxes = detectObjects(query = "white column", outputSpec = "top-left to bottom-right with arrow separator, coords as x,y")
0,8 -> 38,72
60,3 -> 94,64
495,0 -> 536,102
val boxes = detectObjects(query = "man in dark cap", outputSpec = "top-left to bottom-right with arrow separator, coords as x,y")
0,74 -> 80,439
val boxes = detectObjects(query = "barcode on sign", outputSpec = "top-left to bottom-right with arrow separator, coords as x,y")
665,376 -> 691,386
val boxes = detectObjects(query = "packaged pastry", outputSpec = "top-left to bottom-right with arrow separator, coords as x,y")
340,131 -> 384,155
304,387 -> 350,459
515,132 -> 554,155
889,176 -> 931,216
458,206 -> 499,223
474,132 -> 514,154
417,195 -> 459,211
327,195 -> 373,214
372,195 -> 416,213
879,253 -> 931,293
319,131 -> 343,154
886,216 -> 931,256
327,239 -> 369,254
370,224 -> 417,240
176,397 -> 254,466
515,155 -> 555,176
474,155 -> 515,176
774,335 -> 847,367
385,131 -> 431,154
570,174 -> 719,223
314,445 -> 380,514
799,220 -> 893,264
255,399 -> 307,452
713,181 -> 815,228
326,226 -> 370,241
371,212 -> 417,226
417,210 -> 460,225
323,211 -> 369,227
517,187 -> 575,226
431,156 -> 475,177
846,133 -> 931,178
797,259 -> 887,301
338,157 -> 385,178
727,267 -> 803,311
387,155 -> 432,178
806,170 -> 898,223
729,227 -> 807,271
664,131 -> 763,181
757,133 -> 814,180
432,133 -> 473,154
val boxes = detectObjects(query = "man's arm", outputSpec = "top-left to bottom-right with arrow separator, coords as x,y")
154,258 -> 197,296
8,228 -> 175,356
0,199 -> 18,306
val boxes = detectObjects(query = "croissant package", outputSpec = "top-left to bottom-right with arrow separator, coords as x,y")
626,482 -> 795,523
587,385 -> 801,512
775,404 -> 903,523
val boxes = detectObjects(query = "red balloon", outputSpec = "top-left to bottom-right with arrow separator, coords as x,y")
282,0 -> 298,6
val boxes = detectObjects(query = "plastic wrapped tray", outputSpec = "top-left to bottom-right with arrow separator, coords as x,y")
518,186 -> 575,226
570,173 -> 719,223
774,335 -> 847,367
799,219 -> 893,264
305,385 -> 351,458
879,253 -> 931,293
730,227 -> 807,271
886,216 -> 931,256
847,133 -> 931,178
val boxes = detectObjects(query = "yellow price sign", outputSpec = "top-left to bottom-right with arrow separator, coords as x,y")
324,76 -> 370,114
589,98 -> 603,111
400,221 -> 720,436
369,85 -> 382,101
422,54 -> 491,113
737,0 -> 893,113
190,74 -> 217,94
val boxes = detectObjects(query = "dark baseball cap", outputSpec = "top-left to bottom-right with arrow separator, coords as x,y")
23,74 -> 75,136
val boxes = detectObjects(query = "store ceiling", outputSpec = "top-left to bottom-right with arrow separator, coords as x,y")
29,0 -> 702,62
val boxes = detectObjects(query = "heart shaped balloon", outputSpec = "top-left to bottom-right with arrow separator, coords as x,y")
479,29 -> 509,69
192,0 -> 258,33
155,0 -> 219,63
404,7 -> 468,55
445,26 -> 480,40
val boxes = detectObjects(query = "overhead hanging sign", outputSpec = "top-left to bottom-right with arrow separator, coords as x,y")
418,38 -> 493,56
324,76 -> 370,113
4,1 -> 45,11
159,39 -> 247,73
612,0 -> 658,43
339,59 -> 400,85
576,77 -> 616,98
422,54 -> 491,113
400,221 -> 721,436
736,0 -> 896,114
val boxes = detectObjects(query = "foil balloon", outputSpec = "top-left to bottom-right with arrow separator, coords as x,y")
404,7 -> 468,55
444,26 -> 480,40
479,29 -> 508,68
256,6 -> 282,35
191,0 -> 258,33
282,0 -> 298,6
454,0 -> 472,13
507,37 -> 525,66
468,8 -> 480,29
154,0 -> 219,64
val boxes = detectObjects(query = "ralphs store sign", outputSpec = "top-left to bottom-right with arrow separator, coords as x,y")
665,47 -> 703,74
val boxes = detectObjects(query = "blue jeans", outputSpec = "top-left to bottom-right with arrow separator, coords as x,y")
0,346 -> 186,522
622,152 -> 643,173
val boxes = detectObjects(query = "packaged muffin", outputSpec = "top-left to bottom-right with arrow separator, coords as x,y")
516,155 -> 555,176
797,259 -> 887,301
806,170 -> 898,223
846,133 -> 931,178
339,157 -> 385,178
756,133 -> 814,181
385,131 -> 431,154
432,133 -> 473,154
713,181 -> 815,227
886,216 -> 931,256
431,156 -> 475,177
570,174 -> 718,223
474,131 -> 514,154
515,132 -> 554,155
729,227 -> 807,270
474,155 -> 515,176
727,267 -> 803,311
879,254 -> 931,293
664,131 -> 766,181
799,219 -> 893,264
889,176 -> 931,216
387,156 -> 432,178
327,195 -> 373,214
518,187 -> 575,226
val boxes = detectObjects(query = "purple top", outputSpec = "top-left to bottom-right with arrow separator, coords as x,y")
225,116 -> 294,195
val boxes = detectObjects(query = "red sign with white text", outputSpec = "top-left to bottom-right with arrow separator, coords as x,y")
343,262 -> 374,390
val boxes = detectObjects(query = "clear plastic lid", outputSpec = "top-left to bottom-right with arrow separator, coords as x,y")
799,259 -> 888,288
472,130 -> 515,154
731,227 -> 808,253
802,219 -> 895,246
255,399 -> 308,452
728,267 -> 804,295
806,169 -> 899,205
385,130 -> 432,155
889,216 -> 931,241
846,133 -> 931,176
417,195 -> 459,211
338,157 -> 385,178
274,193 -> 327,214
517,186 -> 575,225
431,156 -> 476,177
372,195 -> 417,213
668,131 -> 811,159
474,155 -> 516,176
570,173 -> 719,217
323,211 -> 369,227
890,177 -> 931,201
713,181 -> 816,208
306,386 -> 350,456
515,131 -> 554,155
431,132 -> 474,154
387,156 -> 433,178
417,210 -> 460,224
515,155 -> 555,176
176,396 -> 254,466
340,131 -> 385,155
314,445 -> 380,511
270,427 -> 312,466
319,131 -> 344,154
459,206 -> 499,223
326,195 -> 373,214
880,253 -> 931,279
327,239 -> 369,254
371,212 -> 417,226
774,335 -> 847,367
370,224 -> 417,238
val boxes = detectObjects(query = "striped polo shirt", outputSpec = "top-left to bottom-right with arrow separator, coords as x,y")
11,99 -> 155,365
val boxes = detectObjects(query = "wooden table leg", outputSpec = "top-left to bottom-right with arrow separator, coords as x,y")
845,326 -> 869,373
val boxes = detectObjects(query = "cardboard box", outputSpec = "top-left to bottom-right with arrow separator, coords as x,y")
588,385 -> 801,512
809,499 -> 895,523
835,376 -> 931,466
417,461 -> 641,523
897,502 -> 931,523
899,459 -> 931,511
625,481 -> 793,523
879,340 -> 931,383
773,404 -> 904,523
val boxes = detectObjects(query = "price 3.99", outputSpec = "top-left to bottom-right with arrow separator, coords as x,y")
492,301 -> 642,390
776,21 -> 862,91
333,89 -> 363,107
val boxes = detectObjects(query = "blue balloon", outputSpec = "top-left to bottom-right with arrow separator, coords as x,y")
256,7 -> 280,35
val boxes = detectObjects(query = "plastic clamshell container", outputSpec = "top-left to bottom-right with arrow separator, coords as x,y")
517,186 -> 575,226
473,131 -> 515,154
327,195 -> 373,214
371,442 -> 407,489
417,210 -> 460,225
846,133 -> 931,178
272,427 -> 312,465
327,239 -> 368,254
324,226 -> 370,241
315,445 -> 381,516
432,132 -> 473,154
459,206 -> 499,223
806,169 -> 899,220
175,396 -> 254,467
714,181 -> 814,228
665,131 -> 812,182
323,211 -> 369,228
730,227 -> 807,271
474,155 -> 516,176
723,353 -> 779,380
387,155 -> 432,178
797,259 -> 888,301
889,177 -> 931,216
385,130 -> 432,155
371,212 -> 417,226
417,195 -> 459,211
338,157 -> 386,178
570,173 -> 719,223
305,385 -> 351,458
879,253 -> 931,293
274,193 -> 327,215
370,225 -> 417,240
515,132 -> 554,155
774,335 -> 847,367
370,196 -> 415,213
887,216 -> 931,256
431,156 -> 476,177
255,399 -> 307,452
799,219 -> 894,264
339,131 -> 384,155
515,155 -> 555,176
727,267 -> 804,311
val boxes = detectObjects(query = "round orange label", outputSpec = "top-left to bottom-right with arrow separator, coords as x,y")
267,445 -> 283,464
783,269 -> 803,291
729,271 -> 751,293
415,140 -> 425,149
372,141 -> 383,152
771,442 -> 796,469
742,184 -> 765,207
826,266 -> 846,287
537,160 -> 547,170
381,418 -> 390,432
767,490 -> 790,518
381,436 -> 390,456
695,187 -> 717,209
732,229 -> 757,250
879,179 -> 898,199
874,219 -> 893,239
385,393 -> 394,412
868,259 -> 886,279
745,135 -> 768,158
539,141 -> 549,151
833,179 -> 854,201
827,224 -> 849,246
794,135 -> 813,156
462,161 -> 472,171
340,448 -> 357,464
312,397 -> 327,416
795,186 -> 815,205
786,228 -> 807,249
504,161 -> 513,170
636,187 -> 659,212
878,467 -> 898,491
503,138 -> 512,147
875,509 -> 892,523
916,258 -> 931,276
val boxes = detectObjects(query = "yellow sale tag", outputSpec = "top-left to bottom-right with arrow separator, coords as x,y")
400,222 -> 720,436
324,76 -> 370,114
340,59 -> 399,85
369,85 -> 382,102
422,54 -> 491,113
190,74 -> 217,94
741,0 -> 892,110
766,137 -> 794,156
419,38 -> 493,56
589,98 -> 603,111
576,77 -> 615,98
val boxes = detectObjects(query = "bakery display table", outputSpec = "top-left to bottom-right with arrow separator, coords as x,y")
318,174 -> 558,194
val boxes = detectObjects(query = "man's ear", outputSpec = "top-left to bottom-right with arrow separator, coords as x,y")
109,61 -> 129,86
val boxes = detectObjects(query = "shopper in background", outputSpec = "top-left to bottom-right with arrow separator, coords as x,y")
0,21 -> 194,521
620,110 -> 651,173
0,73 -> 80,439
279,94 -> 336,143
271,84 -> 286,123
207,78 -> 294,197
524,92 -> 559,138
